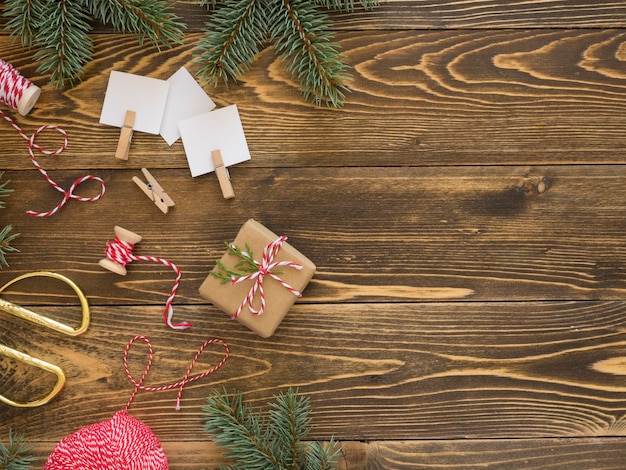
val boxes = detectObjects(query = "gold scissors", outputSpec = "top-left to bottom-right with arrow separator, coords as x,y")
0,271 -> 90,407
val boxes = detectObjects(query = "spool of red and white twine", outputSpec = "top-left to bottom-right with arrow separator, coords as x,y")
0,59 -> 105,217
100,226 -> 191,330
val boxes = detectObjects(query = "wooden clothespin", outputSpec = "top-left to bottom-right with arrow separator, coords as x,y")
115,110 -> 136,160
211,149 -> 235,199
132,168 -> 175,214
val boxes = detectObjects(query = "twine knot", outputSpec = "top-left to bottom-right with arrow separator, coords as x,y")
231,236 -> 303,319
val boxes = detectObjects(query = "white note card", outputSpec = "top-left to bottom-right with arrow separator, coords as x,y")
179,105 -> 251,177
99,71 -> 169,134
160,67 -> 216,146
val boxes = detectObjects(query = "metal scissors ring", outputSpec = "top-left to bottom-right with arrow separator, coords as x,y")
0,271 -> 90,407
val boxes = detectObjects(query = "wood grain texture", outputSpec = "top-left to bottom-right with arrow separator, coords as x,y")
1,1 -> 626,469
4,300 -> 626,437
1,28 -> 626,167
0,166 -> 625,304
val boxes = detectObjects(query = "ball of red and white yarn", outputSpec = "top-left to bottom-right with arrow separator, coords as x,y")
0,59 -> 41,116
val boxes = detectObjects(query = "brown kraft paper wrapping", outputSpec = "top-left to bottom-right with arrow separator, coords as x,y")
199,219 -> 316,338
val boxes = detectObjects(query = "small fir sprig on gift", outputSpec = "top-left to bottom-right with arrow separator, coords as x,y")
0,172 -> 19,269
210,242 -> 260,283
203,388 -> 340,470
0,430 -> 35,470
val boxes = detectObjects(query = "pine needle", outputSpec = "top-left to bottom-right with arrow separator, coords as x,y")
0,429 -> 36,470
203,388 -> 340,470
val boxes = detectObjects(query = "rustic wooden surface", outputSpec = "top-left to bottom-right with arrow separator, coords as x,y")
1,1 -> 626,468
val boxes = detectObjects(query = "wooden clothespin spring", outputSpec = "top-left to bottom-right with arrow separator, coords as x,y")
132,168 -> 175,214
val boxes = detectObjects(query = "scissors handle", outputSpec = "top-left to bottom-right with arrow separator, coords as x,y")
0,344 -> 66,407
0,271 -> 90,336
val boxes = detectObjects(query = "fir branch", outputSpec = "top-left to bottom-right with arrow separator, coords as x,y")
203,388 -> 282,469
210,242 -> 259,283
31,0 -> 94,88
87,0 -> 186,49
269,0 -> 351,107
203,388 -> 339,470
268,388 -> 311,467
194,0 -> 267,88
304,438 -> 341,470
311,0 -> 379,13
0,172 -> 14,209
0,430 -> 36,470
0,225 -> 20,269
0,173 -> 19,269
3,0 -> 40,47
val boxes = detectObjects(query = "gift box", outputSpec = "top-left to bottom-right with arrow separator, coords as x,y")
199,219 -> 316,337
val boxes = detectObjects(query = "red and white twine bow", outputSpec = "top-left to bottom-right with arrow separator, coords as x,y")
123,335 -> 229,411
230,236 -> 303,319
104,236 -> 190,330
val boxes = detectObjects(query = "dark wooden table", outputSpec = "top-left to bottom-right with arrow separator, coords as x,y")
2,1 -> 626,468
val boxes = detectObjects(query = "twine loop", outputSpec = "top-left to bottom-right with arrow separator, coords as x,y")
104,237 -> 190,330
123,335 -> 230,411
0,60 -> 105,217
231,236 -> 303,319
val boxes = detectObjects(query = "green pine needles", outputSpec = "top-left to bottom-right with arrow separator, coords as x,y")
195,0 -> 379,107
3,0 -> 185,88
203,388 -> 341,470
0,172 -> 18,269
3,0 -> 379,107
0,430 -> 35,470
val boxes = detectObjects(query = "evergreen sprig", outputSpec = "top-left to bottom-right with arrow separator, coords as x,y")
0,430 -> 35,470
195,0 -> 379,107
203,388 -> 340,470
210,241 -> 260,283
3,0 -> 186,88
0,172 -> 19,269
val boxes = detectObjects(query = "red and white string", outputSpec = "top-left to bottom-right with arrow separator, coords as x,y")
0,59 -> 106,217
123,335 -> 230,411
104,236 -> 191,330
230,236 -> 303,319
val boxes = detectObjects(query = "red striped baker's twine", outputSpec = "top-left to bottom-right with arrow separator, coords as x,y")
104,236 -> 191,330
0,61 -> 105,217
123,335 -> 230,411
230,236 -> 303,319
0,59 -> 31,110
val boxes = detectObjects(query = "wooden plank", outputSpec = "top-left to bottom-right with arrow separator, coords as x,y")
3,1 -> 625,32
19,438 -> 626,469
2,29 -> 626,168
2,301 -> 626,442
0,165 -> 625,304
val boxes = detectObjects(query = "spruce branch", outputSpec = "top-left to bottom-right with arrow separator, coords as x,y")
195,0 -> 268,89
194,0 -> 379,107
203,388 -> 340,470
204,388 -> 281,469
0,172 -> 19,269
31,0 -> 94,89
3,0 -> 38,47
87,0 -> 186,48
0,430 -> 36,470
270,0 -> 350,107
3,0 -> 186,88
311,0 -> 378,13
